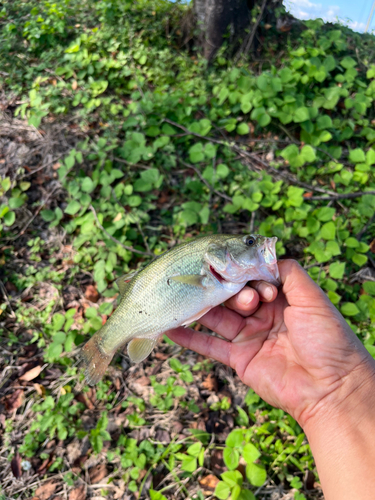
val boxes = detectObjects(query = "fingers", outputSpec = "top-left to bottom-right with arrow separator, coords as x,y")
223,286 -> 260,316
248,281 -> 278,303
198,304 -> 247,341
166,327 -> 232,367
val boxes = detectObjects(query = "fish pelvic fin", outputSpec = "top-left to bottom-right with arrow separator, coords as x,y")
81,336 -> 114,386
128,337 -> 158,363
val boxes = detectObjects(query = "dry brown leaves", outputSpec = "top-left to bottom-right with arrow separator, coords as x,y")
11,451 -> 22,479
199,474 -> 219,492
370,239 -> 375,253
4,389 -> 24,412
89,463 -> 108,484
68,484 -> 86,500
202,373 -> 218,392
34,480 -> 57,500
20,365 -> 42,381
84,285 -> 99,303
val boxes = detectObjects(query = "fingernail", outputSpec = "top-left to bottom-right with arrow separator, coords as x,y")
238,288 -> 255,306
257,282 -> 273,301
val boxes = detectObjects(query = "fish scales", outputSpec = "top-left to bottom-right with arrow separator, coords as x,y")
81,234 -> 280,385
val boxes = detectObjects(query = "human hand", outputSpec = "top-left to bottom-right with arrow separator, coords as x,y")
167,259 -> 375,428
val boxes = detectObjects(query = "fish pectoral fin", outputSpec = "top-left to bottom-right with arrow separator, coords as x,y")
116,270 -> 138,295
128,337 -> 158,363
169,274 -> 206,287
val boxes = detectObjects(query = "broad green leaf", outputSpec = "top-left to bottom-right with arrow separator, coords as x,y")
65,200 -> 81,215
349,149 -> 365,163
329,262 -> 345,279
221,470 -> 243,487
214,481 -> 230,500
363,282 -> 375,296
320,221 -> 336,240
341,302 -> 360,316
237,123 -> 249,135
246,462 -> 267,486
223,447 -> 239,470
242,443 -> 261,463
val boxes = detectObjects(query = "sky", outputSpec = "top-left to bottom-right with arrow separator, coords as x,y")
284,0 -> 375,33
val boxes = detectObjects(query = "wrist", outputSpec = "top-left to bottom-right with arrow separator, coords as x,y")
303,355 -> 375,438
302,357 -> 375,500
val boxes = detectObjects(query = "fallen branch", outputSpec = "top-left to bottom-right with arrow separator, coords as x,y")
163,118 -> 335,197
178,159 -> 232,202
89,205 -> 152,256
304,191 -> 375,202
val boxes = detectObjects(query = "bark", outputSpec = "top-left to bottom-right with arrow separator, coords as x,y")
193,0 -> 251,61
192,0 -> 285,61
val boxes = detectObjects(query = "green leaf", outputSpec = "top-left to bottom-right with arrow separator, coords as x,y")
189,143 -> 204,163
81,177 -> 95,193
187,442 -> 202,457
316,207 -> 335,222
181,455 -> 197,472
237,123 -> 249,135
223,447 -> 239,470
65,200 -> 81,215
246,462 -> 267,487
238,490 -> 256,500
329,262 -> 345,279
340,302 -> 360,316
352,253 -> 367,266
150,490 -> 168,500
169,358 -> 182,372
221,471 -> 243,487
242,443 -> 260,463
225,429 -> 244,448
349,149 -> 365,163
214,481 -> 230,500
363,282 -> 375,296
52,313 -> 65,331
320,221 -> 336,240
345,237 -> 359,248
216,163 -> 229,179
294,107 -> 310,123
3,211 -> 15,226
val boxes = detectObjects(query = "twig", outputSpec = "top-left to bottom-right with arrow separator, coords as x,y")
89,205 -> 152,256
21,154 -> 64,178
0,280 -> 16,318
9,186 -> 60,241
356,213 -> 375,240
178,159 -> 232,202
304,191 -> 375,202
234,0 -> 269,63
163,118 -> 335,197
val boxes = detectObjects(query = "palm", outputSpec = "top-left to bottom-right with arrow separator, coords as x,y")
167,260 -> 367,427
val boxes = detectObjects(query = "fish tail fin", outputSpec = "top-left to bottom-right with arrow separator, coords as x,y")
80,335 -> 114,386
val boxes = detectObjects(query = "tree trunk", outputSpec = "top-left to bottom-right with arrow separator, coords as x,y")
192,0 -> 285,61
194,0 -> 251,61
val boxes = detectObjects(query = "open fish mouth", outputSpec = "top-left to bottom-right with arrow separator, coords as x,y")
209,265 -> 226,283
260,237 -> 278,266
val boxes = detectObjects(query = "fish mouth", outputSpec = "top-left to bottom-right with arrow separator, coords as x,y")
209,265 -> 226,283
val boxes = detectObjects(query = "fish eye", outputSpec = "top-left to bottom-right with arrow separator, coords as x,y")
245,236 -> 256,247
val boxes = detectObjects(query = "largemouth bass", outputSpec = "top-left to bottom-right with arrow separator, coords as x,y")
81,234 -> 279,385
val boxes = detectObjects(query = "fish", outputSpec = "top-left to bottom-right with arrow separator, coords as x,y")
80,233 -> 280,385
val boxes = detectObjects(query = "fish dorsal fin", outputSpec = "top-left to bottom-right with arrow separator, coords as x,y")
169,274 -> 206,287
128,338 -> 157,363
116,270 -> 138,296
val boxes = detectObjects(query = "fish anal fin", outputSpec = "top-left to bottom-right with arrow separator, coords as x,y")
81,336 -> 114,386
128,337 -> 157,363
116,270 -> 137,295
181,306 -> 212,327
169,274 -> 206,287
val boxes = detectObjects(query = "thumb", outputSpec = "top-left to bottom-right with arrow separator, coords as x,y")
278,259 -> 334,310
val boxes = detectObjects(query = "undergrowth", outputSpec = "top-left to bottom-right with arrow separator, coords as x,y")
1,0 -> 375,499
